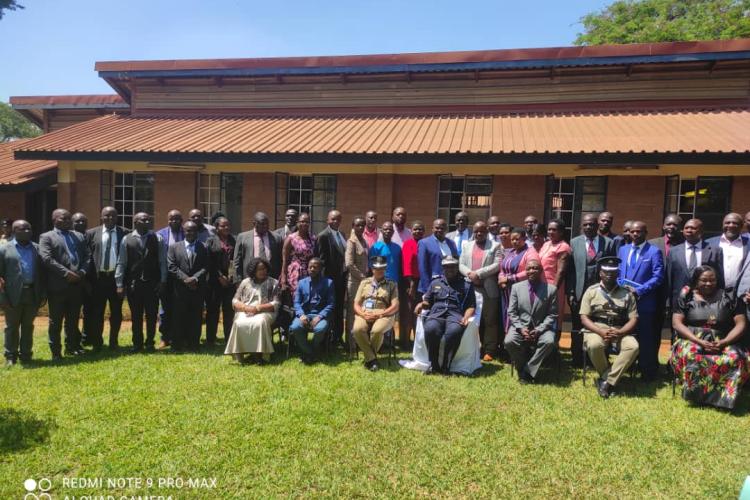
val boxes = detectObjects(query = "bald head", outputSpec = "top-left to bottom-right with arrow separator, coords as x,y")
51,209 -> 72,230
12,219 -> 32,244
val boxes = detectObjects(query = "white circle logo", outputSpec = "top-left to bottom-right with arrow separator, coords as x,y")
23,479 -> 37,492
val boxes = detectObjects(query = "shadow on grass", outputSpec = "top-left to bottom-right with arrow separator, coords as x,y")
0,408 -> 54,453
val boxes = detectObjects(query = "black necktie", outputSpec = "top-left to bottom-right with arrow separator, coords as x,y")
688,244 -> 698,271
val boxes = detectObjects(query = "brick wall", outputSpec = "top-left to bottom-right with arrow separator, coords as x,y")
241,172 -> 274,232
337,173 -> 377,229
606,175 -> 663,235
0,191 -> 26,221
393,174 -> 437,226
153,171 -> 197,227
731,176 -> 750,216
491,175 -> 546,227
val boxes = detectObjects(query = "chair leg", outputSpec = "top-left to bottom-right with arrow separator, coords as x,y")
286,330 -> 292,359
581,338 -> 587,386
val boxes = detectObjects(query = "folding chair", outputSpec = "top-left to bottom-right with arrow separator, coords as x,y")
509,331 -> 562,380
581,335 -> 637,386
349,328 -> 397,366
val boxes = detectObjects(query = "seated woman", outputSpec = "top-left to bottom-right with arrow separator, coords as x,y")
352,256 -> 399,372
225,258 -> 280,364
670,265 -> 749,410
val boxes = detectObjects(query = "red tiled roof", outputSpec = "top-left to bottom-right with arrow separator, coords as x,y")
95,39 -> 750,73
9,95 -> 128,108
0,140 -> 57,185
12,109 -> 750,158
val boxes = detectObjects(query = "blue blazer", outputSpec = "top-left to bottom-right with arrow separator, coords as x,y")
417,235 -> 458,293
617,241 -> 664,313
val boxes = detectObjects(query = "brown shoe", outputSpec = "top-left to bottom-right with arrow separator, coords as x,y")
482,353 -> 494,362
156,341 -> 170,350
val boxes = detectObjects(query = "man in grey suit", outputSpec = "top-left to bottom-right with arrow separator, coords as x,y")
446,211 -> 472,257
505,259 -> 558,383
234,212 -> 282,281
566,213 -> 616,366
667,218 -> 723,308
274,208 -> 298,241
0,220 -> 45,366
39,208 -> 90,359
459,221 -> 502,361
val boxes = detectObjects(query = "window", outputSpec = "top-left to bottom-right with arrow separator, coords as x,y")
437,175 -> 492,230
546,176 -> 607,239
665,176 -> 731,237
198,173 -> 244,228
275,173 -> 337,234
100,171 -> 155,229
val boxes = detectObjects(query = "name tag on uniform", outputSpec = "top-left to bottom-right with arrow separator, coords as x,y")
364,299 -> 376,310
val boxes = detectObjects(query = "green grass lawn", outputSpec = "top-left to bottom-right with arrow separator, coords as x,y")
1,325 -> 749,499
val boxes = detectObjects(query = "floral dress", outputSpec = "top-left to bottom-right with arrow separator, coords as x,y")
669,290 -> 749,409
285,232 -> 316,295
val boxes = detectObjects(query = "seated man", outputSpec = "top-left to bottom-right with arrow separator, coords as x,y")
415,256 -> 476,375
504,259 -> 558,384
352,256 -> 399,372
581,256 -> 639,398
289,257 -> 334,364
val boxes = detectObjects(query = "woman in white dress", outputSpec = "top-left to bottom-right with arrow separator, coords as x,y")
225,258 -> 280,364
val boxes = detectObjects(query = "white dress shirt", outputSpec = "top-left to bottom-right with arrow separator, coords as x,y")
684,240 -> 703,269
719,234 -> 744,287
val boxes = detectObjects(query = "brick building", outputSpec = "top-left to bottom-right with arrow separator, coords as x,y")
5,39 -> 750,236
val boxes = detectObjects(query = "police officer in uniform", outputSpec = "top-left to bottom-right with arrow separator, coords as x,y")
415,256 -> 476,375
351,255 -> 399,372
580,256 -> 639,398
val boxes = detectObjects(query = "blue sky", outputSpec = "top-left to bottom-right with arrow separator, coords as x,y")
0,0 -> 609,101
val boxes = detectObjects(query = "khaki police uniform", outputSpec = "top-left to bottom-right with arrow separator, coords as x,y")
580,282 -> 639,386
352,277 -> 398,362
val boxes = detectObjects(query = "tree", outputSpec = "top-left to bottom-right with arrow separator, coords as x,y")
0,1 -> 23,19
575,0 -> 750,45
0,102 -> 41,142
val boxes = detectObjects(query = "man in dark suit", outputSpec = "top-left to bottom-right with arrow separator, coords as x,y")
566,213 -> 615,366
116,212 -> 167,353
597,211 -> 617,240
648,214 -> 684,353
0,220 -> 46,366
417,218 -> 458,294
314,210 -> 347,345
273,208 -> 298,241
617,221 -> 664,380
446,211 -> 472,257
707,212 -> 749,291
234,212 -> 282,281
505,259 -> 558,384
156,209 -> 184,350
667,218 -> 723,308
613,220 -> 633,252
84,206 -> 129,351
39,208 -> 91,359
167,221 -> 209,352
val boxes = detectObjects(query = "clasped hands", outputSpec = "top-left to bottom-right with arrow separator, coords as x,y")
521,327 -> 539,342
599,326 -> 624,343
299,315 -> 321,328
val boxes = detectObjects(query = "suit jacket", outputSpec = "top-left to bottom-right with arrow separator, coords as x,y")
446,228 -> 473,250
417,235 -> 458,293
617,241 -> 664,312
167,241 -> 209,293
84,225 -> 129,279
39,229 -> 90,293
233,229 -> 282,281
735,245 -> 750,299
0,241 -> 45,307
314,226 -> 347,279
273,225 -> 296,241
707,234 -> 750,288
508,281 -> 558,335
566,234 -> 615,301
459,239 -> 502,298
667,240 -> 723,307
206,234 -> 237,286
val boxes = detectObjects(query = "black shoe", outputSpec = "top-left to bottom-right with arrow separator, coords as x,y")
145,344 -> 155,352
51,352 -> 63,361
76,348 -> 87,355
4,359 -> 16,368
368,361 -> 380,372
129,346 -> 144,354
19,356 -> 32,365
92,345 -> 103,353
109,343 -> 119,351
424,367 -> 439,376
64,349 -> 81,357
598,380 -> 614,399
519,370 -> 534,384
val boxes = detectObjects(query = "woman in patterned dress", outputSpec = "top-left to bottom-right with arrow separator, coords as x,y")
670,265 -> 749,410
225,258 -> 280,364
280,213 -> 316,295
538,219 -> 571,330
498,227 -> 541,334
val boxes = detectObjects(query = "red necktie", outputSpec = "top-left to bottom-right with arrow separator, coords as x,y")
587,240 -> 596,261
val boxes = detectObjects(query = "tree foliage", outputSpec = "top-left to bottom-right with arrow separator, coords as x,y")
0,0 -> 23,19
575,0 -> 750,45
0,102 -> 41,142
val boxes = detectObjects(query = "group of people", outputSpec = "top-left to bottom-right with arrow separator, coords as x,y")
1,205 -> 749,409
